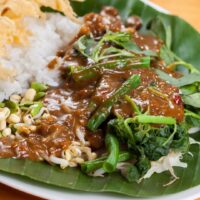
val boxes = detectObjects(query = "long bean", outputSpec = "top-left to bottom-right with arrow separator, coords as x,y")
72,57 -> 150,82
81,151 -> 131,174
81,157 -> 106,174
87,74 -> 141,131
125,115 -> 176,125
103,133 -> 119,173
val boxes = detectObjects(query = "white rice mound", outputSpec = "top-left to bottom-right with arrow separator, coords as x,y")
0,14 -> 81,101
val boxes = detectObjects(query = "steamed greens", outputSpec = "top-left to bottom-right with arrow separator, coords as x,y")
73,7 -> 200,185
74,31 -> 155,63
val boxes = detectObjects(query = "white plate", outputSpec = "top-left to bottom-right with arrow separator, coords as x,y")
1,171 -> 200,200
0,1 -> 200,200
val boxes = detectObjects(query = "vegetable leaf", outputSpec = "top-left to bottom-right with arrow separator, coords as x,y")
183,93 -> 200,108
120,164 -> 140,182
74,31 -> 155,62
159,45 -> 176,65
147,16 -> 172,49
185,109 -> 200,128
74,35 -> 97,59
156,70 -> 200,87
156,70 -> 200,108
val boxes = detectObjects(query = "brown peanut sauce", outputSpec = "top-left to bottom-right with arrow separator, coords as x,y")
0,7 -> 184,161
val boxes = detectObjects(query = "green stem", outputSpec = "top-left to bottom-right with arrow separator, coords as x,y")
81,157 -> 106,174
125,115 -> 176,125
163,124 -> 177,146
81,151 -> 131,174
185,109 -> 200,120
125,95 -> 141,115
124,118 -> 136,145
98,53 -> 134,61
135,115 -> 176,124
166,61 -> 199,74
148,87 -> 169,100
72,57 -> 150,82
103,133 -> 120,173
87,74 -> 141,131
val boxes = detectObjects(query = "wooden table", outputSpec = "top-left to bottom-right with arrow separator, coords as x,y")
151,0 -> 200,32
0,1 -> 200,200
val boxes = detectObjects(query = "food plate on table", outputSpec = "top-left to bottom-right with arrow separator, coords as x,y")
0,0 -> 200,199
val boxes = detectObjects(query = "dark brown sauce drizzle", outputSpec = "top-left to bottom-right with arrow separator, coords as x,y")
0,7 -> 184,161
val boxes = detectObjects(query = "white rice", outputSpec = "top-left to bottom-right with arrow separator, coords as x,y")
0,14 -> 81,101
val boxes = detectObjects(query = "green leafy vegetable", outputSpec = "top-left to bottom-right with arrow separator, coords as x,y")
91,32 -> 135,62
74,35 -> 97,59
156,70 -> 200,108
99,31 -> 156,56
181,84 -> 198,95
147,16 -> 178,65
108,116 -> 188,180
147,16 -> 172,49
159,45 -> 176,65
156,70 -> 200,87
109,118 -> 188,158
185,109 -> 200,128
136,152 -> 151,176
120,164 -> 140,182
183,93 -> 200,108
74,31 -> 155,63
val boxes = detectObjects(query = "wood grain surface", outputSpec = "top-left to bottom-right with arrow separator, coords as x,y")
0,1 -> 200,200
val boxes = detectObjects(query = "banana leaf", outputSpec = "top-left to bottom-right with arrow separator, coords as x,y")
1,0 -> 200,197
